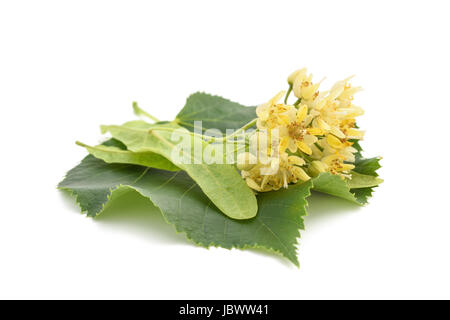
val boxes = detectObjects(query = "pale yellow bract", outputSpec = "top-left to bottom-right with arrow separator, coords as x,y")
238,68 -> 366,192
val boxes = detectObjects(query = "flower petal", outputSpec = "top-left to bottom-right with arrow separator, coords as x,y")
296,141 -> 312,155
326,134 -> 344,149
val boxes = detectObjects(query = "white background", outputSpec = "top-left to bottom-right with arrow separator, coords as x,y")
1,0 -> 449,299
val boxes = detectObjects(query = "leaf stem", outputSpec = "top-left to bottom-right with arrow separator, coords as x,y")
122,116 -> 258,145
205,119 -> 257,144
133,102 -> 160,123
145,126 -> 249,145
284,84 -> 293,104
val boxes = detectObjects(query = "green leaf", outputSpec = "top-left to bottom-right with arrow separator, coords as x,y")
312,173 -> 360,204
75,141 -> 180,172
347,172 -> 383,189
100,121 -> 258,220
349,139 -> 363,159
58,156 -> 147,217
353,157 -> 382,176
349,156 -> 383,203
58,156 -> 313,266
176,92 -> 257,133
312,170 -> 383,204
351,186 -> 377,204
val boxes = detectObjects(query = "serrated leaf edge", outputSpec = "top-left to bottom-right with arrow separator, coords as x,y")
59,177 -> 312,267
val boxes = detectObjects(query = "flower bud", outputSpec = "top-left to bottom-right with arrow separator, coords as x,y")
237,152 -> 257,171
288,68 -> 307,85
308,160 -> 327,177
291,166 -> 311,181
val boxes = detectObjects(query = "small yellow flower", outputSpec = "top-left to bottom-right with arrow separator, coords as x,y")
320,154 -> 355,177
292,68 -> 321,101
306,76 -> 365,143
279,104 -> 324,155
319,137 -> 358,163
238,151 -> 310,192
256,91 -> 293,130
338,79 -> 362,105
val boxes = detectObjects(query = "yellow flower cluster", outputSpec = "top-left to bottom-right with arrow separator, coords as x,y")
237,68 -> 365,192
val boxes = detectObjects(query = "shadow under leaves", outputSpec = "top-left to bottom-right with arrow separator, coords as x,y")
305,191 -> 362,224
